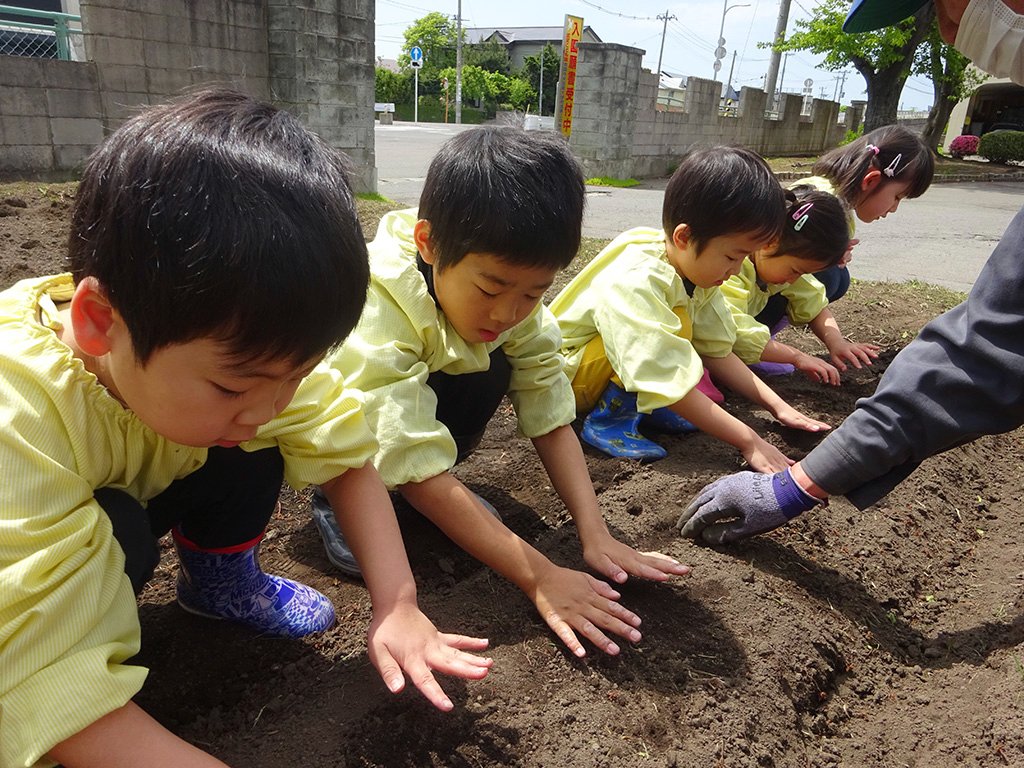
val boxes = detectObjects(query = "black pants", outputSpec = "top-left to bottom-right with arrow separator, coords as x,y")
428,347 -> 512,463
756,265 -> 852,330
97,446 -> 284,594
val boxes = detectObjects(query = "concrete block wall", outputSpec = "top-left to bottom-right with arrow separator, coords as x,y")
0,1 -> 375,190
570,42 -> 849,180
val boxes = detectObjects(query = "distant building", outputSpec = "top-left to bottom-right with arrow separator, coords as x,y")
375,56 -> 399,73
944,71 -> 1024,149
464,25 -> 601,69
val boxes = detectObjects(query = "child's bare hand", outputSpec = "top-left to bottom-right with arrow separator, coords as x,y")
742,437 -> 793,474
829,340 -> 881,372
794,353 -> 840,386
839,237 -> 859,267
582,532 -> 691,584
529,566 -> 643,657
773,404 -> 831,433
367,602 -> 492,711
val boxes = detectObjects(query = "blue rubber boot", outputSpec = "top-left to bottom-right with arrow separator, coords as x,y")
581,382 -> 667,461
311,488 -> 501,580
641,407 -> 699,434
174,529 -> 335,638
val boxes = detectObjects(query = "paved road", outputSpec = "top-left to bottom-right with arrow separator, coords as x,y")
375,122 -> 1023,292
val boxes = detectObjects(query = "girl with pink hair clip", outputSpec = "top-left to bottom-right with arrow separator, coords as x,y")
722,185 -> 883,386
752,125 -> 935,376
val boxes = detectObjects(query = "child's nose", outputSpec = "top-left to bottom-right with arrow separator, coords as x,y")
491,299 -> 519,325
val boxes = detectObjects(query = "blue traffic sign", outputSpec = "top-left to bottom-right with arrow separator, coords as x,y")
410,46 -> 423,62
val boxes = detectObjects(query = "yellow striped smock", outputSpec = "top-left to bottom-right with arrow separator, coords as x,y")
0,275 -> 376,767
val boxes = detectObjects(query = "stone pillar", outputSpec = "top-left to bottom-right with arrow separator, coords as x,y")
568,42 -> 645,179
267,0 -> 376,192
846,100 -> 866,134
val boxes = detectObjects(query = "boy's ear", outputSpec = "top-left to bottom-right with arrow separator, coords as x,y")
860,169 -> 883,194
671,223 -> 692,251
413,219 -> 437,265
69,276 -> 118,356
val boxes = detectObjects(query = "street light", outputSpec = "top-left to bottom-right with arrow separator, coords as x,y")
713,0 -> 750,80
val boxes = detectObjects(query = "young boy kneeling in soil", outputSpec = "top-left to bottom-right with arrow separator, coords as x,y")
2,89 -> 490,768
312,126 -> 689,658
549,146 -> 830,467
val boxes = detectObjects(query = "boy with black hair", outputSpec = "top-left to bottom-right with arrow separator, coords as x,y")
2,89 -> 490,768
313,126 -> 689,659
550,145 -> 831,465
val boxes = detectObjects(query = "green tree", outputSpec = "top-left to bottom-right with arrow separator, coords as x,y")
520,43 -> 560,116
465,38 -> 511,74
485,70 -> 536,111
774,0 -> 934,132
401,12 -> 459,84
915,28 -> 986,153
374,67 -> 411,105
439,64 -> 489,103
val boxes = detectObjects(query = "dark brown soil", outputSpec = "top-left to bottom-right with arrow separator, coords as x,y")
4,182 -> 1023,768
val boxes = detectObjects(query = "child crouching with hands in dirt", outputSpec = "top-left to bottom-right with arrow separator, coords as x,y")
311,126 -> 689,660
2,90 -> 489,768
549,146 -> 830,465
723,185 -> 881,385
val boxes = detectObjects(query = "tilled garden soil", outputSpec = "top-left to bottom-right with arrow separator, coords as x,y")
3,182 -> 1022,768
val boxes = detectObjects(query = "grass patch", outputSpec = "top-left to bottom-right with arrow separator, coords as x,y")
585,177 -> 640,188
356,192 -> 392,203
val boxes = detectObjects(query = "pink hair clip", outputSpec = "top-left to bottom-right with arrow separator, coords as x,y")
865,143 -> 880,155
791,201 -> 813,231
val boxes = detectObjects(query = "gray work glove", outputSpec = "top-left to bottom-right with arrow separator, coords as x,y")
677,468 -> 822,544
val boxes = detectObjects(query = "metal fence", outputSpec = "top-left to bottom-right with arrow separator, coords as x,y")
0,4 -> 82,60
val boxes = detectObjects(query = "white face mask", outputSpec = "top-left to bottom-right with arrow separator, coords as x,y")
954,0 -> 1024,85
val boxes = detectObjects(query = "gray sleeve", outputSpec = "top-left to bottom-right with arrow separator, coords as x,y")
801,204 -> 1024,510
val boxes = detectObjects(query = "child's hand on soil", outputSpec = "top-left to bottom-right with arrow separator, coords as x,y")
794,353 -> 841,386
742,436 -> 793,474
772,404 -> 831,433
367,602 -> 493,712
581,532 -> 691,584
528,565 -> 643,657
828,339 -> 881,372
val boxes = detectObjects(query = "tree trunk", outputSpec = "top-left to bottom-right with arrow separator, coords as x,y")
922,96 -> 955,153
859,64 -> 908,132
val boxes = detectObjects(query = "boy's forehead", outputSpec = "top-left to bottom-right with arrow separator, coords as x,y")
471,253 -> 558,289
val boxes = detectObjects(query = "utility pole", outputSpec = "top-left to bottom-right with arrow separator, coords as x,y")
777,51 -> 790,104
832,69 -> 848,102
539,46 -> 544,115
763,0 -> 792,110
455,0 -> 463,124
725,49 -> 737,97
656,10 -> 675,78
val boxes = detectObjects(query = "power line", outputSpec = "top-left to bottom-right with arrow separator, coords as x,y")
577,0 -> 658,21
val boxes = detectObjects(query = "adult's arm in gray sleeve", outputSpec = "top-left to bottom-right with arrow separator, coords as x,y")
801,204 -> 1024,510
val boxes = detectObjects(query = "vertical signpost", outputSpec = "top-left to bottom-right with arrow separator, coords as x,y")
410,45 -> 423,123
557,15 -> 582,138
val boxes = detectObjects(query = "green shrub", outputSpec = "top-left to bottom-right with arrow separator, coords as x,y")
977,130 -> 1024,164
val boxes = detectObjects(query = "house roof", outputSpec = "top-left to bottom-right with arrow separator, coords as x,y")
464,25 -> 601,45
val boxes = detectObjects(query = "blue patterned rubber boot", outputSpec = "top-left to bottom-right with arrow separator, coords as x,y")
174,530 -> 335,638
640,407 -> 699,435
581,382 -> 667,461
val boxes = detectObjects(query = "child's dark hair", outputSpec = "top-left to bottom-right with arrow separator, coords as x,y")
418,126 -> 585,272
69,88 -> 369,366
662,146 -> 785,252
772,185 -> 850,268
813,125 -> 934,205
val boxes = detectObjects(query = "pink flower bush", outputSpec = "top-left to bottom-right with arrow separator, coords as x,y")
949,134 -> 980,159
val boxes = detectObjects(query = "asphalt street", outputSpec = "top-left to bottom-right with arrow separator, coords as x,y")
374,122 -> 1023,292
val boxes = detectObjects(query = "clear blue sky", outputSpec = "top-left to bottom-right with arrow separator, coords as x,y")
375,0 -> 936,111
